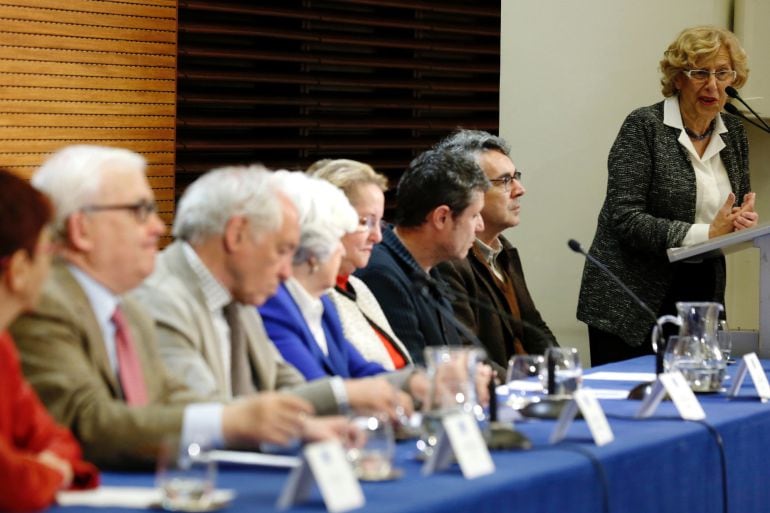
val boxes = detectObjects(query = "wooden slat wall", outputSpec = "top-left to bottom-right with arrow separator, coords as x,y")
0,0 -> 178,232
176,0 -> 500,210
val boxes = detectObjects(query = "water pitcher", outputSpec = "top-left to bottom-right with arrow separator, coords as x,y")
652,301 -> 726,392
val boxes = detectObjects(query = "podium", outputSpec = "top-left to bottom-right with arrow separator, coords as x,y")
667,223 -> 770,357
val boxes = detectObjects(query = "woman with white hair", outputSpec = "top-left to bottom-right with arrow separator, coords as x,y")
259,171 -> 391,380
308,159 -> 412,370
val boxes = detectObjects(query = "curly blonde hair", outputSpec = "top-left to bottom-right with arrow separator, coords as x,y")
659,25 -> 749,97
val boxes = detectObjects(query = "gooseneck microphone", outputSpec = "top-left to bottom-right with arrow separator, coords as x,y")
568,239 -> 666,398
567,240 -> 657,321
724,103 -> 770,133
725,86 -> 770,133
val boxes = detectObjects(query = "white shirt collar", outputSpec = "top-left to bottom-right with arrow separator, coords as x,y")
285,277 -> 324,324
663,95 -> 727,161
68,264 -> 120,327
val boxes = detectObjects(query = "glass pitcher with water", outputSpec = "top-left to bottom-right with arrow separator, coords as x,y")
417,346 -> 486,457
653,301 -> 726,392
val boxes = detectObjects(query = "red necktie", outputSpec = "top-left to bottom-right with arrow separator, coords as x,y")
111,305 -> 149,406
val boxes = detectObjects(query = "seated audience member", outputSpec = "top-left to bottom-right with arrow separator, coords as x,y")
0,169 -> 99,511
135,165 -> 404,418
10,145 -> 347,469
259,172 -> 426,407
354,147 -> 490,365
309,159 -> 412,370
435,130 -> 558,378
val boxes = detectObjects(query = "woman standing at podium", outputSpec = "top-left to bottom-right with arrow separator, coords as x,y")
577,26 -> 759,366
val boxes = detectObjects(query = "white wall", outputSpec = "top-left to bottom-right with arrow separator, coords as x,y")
500,0 -> 733,366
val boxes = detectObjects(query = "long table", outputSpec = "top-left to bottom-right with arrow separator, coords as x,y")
51,356 -> 770,513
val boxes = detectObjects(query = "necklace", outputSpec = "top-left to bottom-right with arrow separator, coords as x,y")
683,119 -> 715,141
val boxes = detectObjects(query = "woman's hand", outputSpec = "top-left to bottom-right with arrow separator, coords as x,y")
732,192 -> 759,231
709,193 -> 737,239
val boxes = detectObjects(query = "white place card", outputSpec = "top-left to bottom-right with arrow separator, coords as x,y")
727,353 -> 770,401
421,411 -> 495,479
549,390 -> 614,446
636,371 -> 705,421
276,441 -> 364,513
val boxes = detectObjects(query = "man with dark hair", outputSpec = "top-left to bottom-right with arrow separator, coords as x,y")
435,130 -> 558,378
355,147 -> 490,365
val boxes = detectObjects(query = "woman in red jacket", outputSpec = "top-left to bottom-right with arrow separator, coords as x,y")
0,168 -> 98,511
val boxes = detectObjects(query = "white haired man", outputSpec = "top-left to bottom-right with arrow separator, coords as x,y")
10,145 -> 347,469
135,166 -> 407,417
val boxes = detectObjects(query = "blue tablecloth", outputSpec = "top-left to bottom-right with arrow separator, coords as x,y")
51,356 -> 770,512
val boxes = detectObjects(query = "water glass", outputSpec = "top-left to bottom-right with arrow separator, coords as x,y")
156,437 -> 216,512
346,414 -> 395,481
543,347 -> 582,397
505,354 -> 545,409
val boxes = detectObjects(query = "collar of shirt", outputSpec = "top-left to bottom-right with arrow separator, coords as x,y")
663,95 -> 727,162
284,277 -> 329,355
182,242 -> 232,313
474,238 -> 503,266
68,264 -> 121,372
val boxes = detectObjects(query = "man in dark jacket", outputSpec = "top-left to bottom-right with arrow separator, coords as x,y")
435,130 -> 558,378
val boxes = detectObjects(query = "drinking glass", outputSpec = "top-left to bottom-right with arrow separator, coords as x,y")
346,414 -> 396,481
543,347 -> 582,397
156,436 -> 216,512
505,354 -> 545,409
717,319 -> 734,364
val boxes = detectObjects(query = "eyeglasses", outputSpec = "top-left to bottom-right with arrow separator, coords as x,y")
81,198 -> 158,223
682,69 -> 737,83
488,170 -> 522,192
355,214 -> 379,233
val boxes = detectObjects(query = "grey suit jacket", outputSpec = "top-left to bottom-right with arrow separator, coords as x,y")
9,261 -> 202,469
133,241 -> 339,415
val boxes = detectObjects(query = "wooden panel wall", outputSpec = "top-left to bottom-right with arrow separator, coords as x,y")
0,0 -> 178,230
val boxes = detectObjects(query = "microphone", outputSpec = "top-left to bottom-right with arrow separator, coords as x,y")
725,86 -> 770,132
410,274 -> 532,448
414,272 -> 570,419
568,239 -> 667,399
724,103 -> 770,133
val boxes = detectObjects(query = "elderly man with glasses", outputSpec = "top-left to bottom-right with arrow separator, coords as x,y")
10,145 -> 349,469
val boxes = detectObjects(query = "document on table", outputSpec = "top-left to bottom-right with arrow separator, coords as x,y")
57,487 -> 234,508
583,372 -> 657,382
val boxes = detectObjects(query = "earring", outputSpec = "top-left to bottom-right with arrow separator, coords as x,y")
309,259 -> 319,274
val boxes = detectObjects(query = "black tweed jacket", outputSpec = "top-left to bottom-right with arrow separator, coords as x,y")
577,100 -> 751,348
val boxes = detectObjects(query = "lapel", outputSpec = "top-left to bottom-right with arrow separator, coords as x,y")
160,243 -> 228,391
279,285 -> 340,377
717,130 -> 743,196
468,246 -> 517,341
52,262 -> 122,397
239,306 -> 277,390
320,295 -> 350,377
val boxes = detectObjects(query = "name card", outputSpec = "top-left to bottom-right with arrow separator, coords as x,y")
422,411 -> 495,479
636,371 -> 705,421
727,353 -> 770,401
277,441 -> 364,513
549,389 -> 614,446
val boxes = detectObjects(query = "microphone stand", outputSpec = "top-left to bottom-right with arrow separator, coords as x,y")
415,273 -> 570,420
567,240 -> 667,400
726,86 -> 770,132
724,103 -> 770,134
412,277 -> 531,449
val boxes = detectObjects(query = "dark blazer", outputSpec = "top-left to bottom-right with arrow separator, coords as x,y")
259,283 -> 386,380
577,101 -> 751,348
9,262 -> 202,469
436,236 -> 557,375
354,226 -> 463,366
